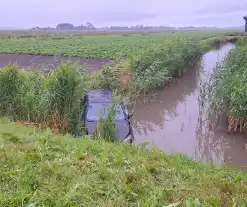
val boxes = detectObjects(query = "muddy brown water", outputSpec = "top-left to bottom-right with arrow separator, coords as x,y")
130,43 -> 247,170
0,54 -> 110,73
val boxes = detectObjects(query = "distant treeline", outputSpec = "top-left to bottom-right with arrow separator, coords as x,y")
31,22 -> 223,31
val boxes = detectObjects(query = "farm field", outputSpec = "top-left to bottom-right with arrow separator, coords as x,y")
0,30 -> 242,59
0,29 -> 241,39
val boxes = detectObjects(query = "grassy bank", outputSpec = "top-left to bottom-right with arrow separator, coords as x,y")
0,119 -> 247,206
88,38 -> 203,95
200,39 -> 247,133
200,34 -> 247,52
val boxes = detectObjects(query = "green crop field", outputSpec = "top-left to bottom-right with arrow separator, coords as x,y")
0,30 -> 241,59
0,30 -> 241,39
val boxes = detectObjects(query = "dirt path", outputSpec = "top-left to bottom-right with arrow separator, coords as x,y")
0,54 -> 111,73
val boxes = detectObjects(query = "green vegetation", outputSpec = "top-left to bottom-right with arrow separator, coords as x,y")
200,34 -> 247,52
0,63 -> 85,135
201,39 -> 247,133
0,30 -> 245,96
74,32 -> 247,95
0,31 -> 241,59
0,119 -> 247,207
130,38 -> 202,92
0,30 -> 240,39
87,60 -> 133,96
89,38 -> 203,94
94,102 -> 118,142
0,31 -> 246,130
1,30 -> 247,207
0,62 -> 123,140
0,64 -> 42,121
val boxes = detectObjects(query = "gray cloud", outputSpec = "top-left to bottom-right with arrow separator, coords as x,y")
197,1 -> 247,14
0,0 -> 246,28
93,12 -> 157,23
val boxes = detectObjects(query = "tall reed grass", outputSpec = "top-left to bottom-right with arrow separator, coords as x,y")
200,39 -> 247,132
130,38 -> 203,92
0,64 -> 43,122
88,38 -> 203,96
0,62 -> 85,135
94,103 -> 117,142
41,62 -> 85,134
87,60 -> 132,97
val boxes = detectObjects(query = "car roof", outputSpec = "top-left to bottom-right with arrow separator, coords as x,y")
87,90 -> 113,103
86,102 -> 124,121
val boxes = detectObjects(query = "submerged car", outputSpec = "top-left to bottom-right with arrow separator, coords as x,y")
81,90 -> 134,143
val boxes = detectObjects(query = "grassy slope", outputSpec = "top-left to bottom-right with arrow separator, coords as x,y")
0,119 -> 247,207
200,36 -> 247,52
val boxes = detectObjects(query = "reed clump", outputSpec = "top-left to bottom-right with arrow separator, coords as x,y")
200,39 -> 247,133
0,64 -> 43,122
89,38 -> 203,96
130,38 -> 203,92
41,62 -> 85,134
94,103 -> 117,142
0,62 -> 85,135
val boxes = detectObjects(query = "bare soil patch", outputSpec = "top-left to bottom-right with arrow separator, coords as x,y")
0,54 -> 110,73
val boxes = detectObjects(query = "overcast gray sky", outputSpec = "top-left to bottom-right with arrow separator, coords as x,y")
1,0 -> 247,28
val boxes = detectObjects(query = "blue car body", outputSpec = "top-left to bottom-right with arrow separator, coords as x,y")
81,90 -> 134,142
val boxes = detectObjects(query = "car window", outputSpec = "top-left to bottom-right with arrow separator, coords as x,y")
86,103 -> 125,121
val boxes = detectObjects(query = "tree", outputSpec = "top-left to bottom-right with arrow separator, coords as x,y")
85,22 -> 95,30
56,23 -> 74,30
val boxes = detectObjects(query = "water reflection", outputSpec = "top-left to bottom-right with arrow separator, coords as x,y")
130,60 -> 201,135
130,44 -> 247,170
